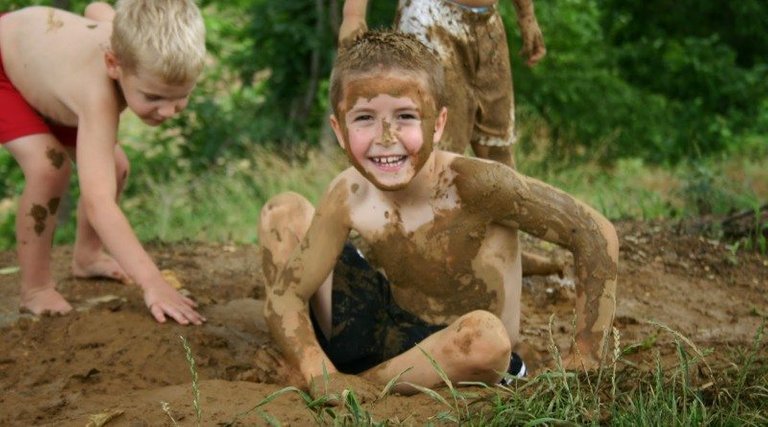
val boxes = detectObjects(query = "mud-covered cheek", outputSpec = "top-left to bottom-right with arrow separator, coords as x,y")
418,119 -> 436,157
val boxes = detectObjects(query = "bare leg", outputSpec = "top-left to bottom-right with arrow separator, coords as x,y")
259,192 -> 334,339
6,136 -> 73,315
362,310 -> 512,393
70,144 -> 129,282
521,251 -> 564,277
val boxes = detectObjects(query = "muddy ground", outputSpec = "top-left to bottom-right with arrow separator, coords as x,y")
0,220 -> 766,426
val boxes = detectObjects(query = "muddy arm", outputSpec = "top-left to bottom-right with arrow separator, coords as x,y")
339,0 -> 369,47
264,183 -> 352,385
455,160 -> 618,369
511,0 -> 546,66
502,172 -> 617,368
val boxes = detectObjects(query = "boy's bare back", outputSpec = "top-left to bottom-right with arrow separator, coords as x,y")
0,7 -> 117,127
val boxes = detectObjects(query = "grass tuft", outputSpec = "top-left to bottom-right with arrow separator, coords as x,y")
180,335 -> 202,426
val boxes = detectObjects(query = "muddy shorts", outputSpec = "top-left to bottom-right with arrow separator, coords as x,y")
0,14 -> 78,146
396,0 -> 515,153
310,243 -> 445,374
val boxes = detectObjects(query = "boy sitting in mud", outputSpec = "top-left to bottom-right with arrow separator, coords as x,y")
0,0 -> 206,325
260,30 -> 618,399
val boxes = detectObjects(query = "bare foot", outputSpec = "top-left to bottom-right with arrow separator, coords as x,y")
72,252 -> 131,284
19,287 -> 73,315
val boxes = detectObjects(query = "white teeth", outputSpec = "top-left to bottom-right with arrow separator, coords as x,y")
371,155 -> 406,165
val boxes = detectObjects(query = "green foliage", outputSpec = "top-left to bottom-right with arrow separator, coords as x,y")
506,0 -> 768,164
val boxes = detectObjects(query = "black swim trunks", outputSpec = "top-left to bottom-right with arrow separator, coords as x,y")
310,243 -> 445,374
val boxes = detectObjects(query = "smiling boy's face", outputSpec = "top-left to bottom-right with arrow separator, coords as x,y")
330,71 -> 446,191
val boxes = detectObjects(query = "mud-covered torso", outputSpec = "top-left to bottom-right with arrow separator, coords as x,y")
343,152 -> 518,325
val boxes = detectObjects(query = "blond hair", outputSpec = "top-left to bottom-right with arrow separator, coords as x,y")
111,0 -> 206,84
329,30 -> 445,116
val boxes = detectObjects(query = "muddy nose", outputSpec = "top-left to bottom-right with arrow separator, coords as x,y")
380,118 -> 395,147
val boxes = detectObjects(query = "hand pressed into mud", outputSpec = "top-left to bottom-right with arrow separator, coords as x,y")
562,346 -> 601,372
72,252 -> 131,284
19,286 -> 73,315
309,372 -> 380,405
143,280 -> 205,326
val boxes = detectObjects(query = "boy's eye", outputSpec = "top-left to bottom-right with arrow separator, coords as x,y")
398,112 -> 419,120
352,114 -> 374,122
144,94 -> 164,102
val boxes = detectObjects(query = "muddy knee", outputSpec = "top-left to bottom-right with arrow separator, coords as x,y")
259,192 -> 314,244
446,310 -> 511,379
259,192 -> 315,283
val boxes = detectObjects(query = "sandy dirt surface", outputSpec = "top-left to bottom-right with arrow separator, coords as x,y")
0,220 -> 766,426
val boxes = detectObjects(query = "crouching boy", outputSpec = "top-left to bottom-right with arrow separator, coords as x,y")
0,0 -> 206,324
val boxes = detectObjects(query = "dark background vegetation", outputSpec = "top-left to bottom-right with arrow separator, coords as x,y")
0,0 -> 766,245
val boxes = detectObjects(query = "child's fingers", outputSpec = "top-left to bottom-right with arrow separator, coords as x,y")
149,304 -> 168,324
159,303 -> 191,326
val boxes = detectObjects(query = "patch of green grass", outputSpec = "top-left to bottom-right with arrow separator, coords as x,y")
122,145 -> 343,245
184,321 -> 765,426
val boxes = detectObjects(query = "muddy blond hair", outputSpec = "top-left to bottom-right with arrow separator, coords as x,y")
330,30 -> 445,116
111,0 -> 206,84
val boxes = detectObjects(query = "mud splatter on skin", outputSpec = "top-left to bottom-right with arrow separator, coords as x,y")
29,204 -> 48,236
87,24 -> 97,29
47,198 -> 60,216
264,182 -> 353,379
46,147 -> 65,169
365,200 -> 501,325
46,9 -> 64,32
451,157 -> 618,361
261,248 -> 277,286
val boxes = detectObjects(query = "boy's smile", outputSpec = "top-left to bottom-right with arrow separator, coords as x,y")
331,73 -> 446,191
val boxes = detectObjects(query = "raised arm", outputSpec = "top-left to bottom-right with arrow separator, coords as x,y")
511,0 -> 546,66
458,160 -> 617,369
339,0 -> 369,47
263,181 -> 352,387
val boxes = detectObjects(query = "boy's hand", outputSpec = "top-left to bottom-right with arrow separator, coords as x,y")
309,372 -> 380,405
518,19 -> 546,67
142,281 -> 205,325
562,339 -> 601,371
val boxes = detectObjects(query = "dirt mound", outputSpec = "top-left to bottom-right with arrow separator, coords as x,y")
0,221 -> 765,425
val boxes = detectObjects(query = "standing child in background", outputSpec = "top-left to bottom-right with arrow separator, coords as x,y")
260,30 -> 617,400
0,0 -> 206,325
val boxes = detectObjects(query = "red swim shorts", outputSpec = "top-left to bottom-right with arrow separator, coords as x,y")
0,17 -> 78,147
